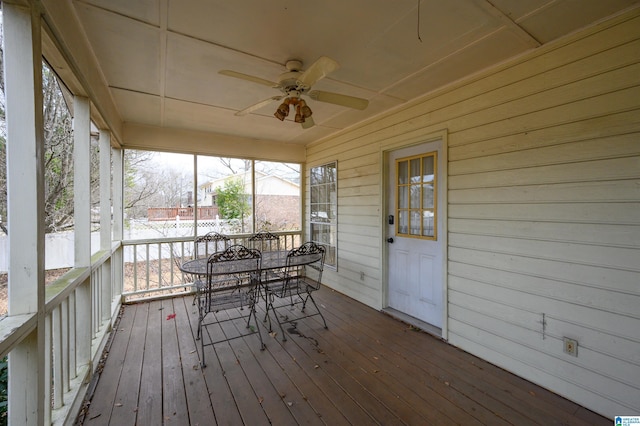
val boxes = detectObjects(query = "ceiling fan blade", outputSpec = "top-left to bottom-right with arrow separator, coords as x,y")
301,116 -> 315,129
235,96 -> 283,116
308,90 -> 369,110
219,70 -> 278,88
296,56 -> 339,89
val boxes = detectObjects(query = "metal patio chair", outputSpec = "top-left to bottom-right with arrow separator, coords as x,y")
191,232 -> 230,305
248,230 -> 280,252
265,241 -> 328,341
196,244 -> 264,367
248,230 -> 284,284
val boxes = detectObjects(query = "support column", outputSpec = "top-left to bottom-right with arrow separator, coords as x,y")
99,130 -> 112,319
112,147 -> 124,296
73,97 -> 92,365
74,97 -> 91,268
99,130 -> 112,250
3,3 -> 46,424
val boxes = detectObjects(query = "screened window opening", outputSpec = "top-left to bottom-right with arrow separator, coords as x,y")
310,161 -> 337,268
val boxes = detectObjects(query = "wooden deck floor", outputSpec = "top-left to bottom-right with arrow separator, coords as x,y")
78,287 -> 609,425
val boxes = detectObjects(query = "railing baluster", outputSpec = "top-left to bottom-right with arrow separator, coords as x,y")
145,243 -> 150,290
62,298 -> 70,394
158,242 -> 162,288
170,242 -> 175,285
69,290 -> 77,378
53,304 -> 63,409
44,311 -> 52,425
133,244 -> 138,292
93,268 -> 98,336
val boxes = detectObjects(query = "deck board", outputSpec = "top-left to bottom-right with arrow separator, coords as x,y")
83,302 -> 135,425
78,288 -> 610,425
317,289 -> 593,426
162,298 -> 189,423
110,302 -> 146,425
137,300 -> 164,426
173,297 -> 213,426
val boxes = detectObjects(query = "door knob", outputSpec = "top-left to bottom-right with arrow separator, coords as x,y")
386,238 -> 394,243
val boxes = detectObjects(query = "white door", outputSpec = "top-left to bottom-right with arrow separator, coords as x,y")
386,140 -> 445,328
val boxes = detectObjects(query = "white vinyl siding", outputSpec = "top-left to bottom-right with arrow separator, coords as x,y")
306,9 -> 640,418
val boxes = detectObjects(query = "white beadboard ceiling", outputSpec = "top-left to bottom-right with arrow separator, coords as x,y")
71,0 -> 639,145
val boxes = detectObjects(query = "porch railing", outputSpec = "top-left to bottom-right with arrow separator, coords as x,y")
0,244 -> 120,424
47,246 -> 122,424
121,230 -> 302,302
0,230 -> 302,424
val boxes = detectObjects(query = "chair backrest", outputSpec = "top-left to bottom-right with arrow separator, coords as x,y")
206,244 -> 261,288
248,231 -> 280,252
285,242 -> 325,290
194,232 -> 230,259
203,245 -> 261,313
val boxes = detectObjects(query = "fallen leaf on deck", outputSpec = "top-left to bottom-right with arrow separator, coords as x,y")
258,397 -> 264,404
166,313 -> 176,320
314,365 -> 319,369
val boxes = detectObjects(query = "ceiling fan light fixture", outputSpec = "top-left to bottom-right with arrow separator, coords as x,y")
299,100 -> 312,118
274,99 -> 290,121
294,104 -> 305,123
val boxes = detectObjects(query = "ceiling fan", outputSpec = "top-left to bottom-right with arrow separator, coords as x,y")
219,56 -> 369,129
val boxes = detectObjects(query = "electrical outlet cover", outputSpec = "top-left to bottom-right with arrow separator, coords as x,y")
563,337 -> 578,357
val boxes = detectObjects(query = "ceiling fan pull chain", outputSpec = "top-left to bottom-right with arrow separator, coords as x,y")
417,0 -> 423,43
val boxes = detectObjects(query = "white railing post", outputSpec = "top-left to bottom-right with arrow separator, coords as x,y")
113,147 -> 124,296
3,3 -> 46,424
74,96 -> 92,368
100,130 -> 113,319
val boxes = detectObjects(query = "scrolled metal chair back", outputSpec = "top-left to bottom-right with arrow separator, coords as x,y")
194,231 -> 230,259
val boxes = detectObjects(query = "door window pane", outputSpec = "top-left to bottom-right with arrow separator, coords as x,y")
395,152 -> 437,239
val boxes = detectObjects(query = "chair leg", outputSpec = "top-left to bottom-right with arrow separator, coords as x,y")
266,297 -> 287,341
305,291 -> 328,329
249,303 -> 266,350
199,308 -> 206,367
201,328 -> 206,368
196,310 -> 202,340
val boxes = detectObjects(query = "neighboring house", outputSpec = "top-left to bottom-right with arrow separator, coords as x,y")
201,171 -> 300,229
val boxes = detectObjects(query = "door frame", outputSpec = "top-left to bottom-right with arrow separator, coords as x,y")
381,129 -> 449,340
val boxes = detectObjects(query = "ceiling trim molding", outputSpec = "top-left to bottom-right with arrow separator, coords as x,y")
479,0 -> 542,47
123,123 -> 306,164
